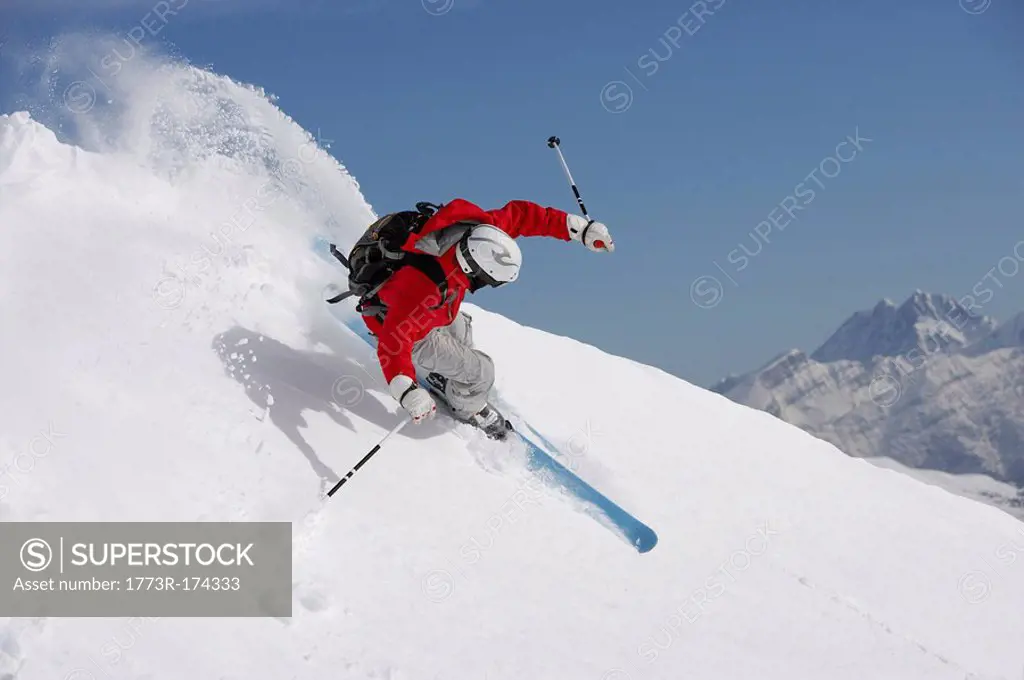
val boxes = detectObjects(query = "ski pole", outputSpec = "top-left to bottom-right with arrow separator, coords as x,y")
325,416 -> 411,497
547,136 -> 590,220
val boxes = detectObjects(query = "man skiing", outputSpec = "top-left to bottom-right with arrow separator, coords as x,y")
352,198 -> 614,439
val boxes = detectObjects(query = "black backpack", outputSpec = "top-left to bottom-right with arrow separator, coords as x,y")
327,202 -> 450,319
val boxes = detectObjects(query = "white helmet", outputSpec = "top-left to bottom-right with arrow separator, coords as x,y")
455,224 -> 522,288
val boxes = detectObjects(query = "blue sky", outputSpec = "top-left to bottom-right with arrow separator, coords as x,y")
1,0 -> 1022,386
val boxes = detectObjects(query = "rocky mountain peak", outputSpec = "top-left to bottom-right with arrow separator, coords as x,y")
810,291 -> 997,363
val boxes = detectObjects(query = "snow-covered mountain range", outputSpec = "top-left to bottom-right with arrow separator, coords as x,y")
713,291 -> 1024,517
1,41 -> 1022,680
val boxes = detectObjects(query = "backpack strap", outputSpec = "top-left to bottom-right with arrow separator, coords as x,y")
326,290 -> 354,305
403,253 -> 450,305
325,244 -> 355,304
356,253 -> 451,321
415,202 -> 444,223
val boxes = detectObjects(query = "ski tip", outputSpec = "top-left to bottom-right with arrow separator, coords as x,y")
634,529 -> 659,554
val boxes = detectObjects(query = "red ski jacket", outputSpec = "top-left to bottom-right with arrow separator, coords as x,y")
365,199 -> 571,383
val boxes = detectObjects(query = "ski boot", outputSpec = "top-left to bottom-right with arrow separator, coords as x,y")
467,404 -> 513,441
424,373 -> 513,441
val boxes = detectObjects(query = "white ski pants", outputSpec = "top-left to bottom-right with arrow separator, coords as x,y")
411,312 -> 495,417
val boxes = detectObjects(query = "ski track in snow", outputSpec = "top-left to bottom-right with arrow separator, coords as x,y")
779,567 -> 973,677
0,36 -> 1022,680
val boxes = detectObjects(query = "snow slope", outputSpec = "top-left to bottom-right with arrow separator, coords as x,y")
867,458 -> 1024,521
1,43 -> 1023,680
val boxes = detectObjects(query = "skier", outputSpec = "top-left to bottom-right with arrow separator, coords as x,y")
348,198 -> 614,439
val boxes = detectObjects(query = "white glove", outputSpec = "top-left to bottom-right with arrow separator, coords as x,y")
389,375 -> 436,423
567,214 -> 615,253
